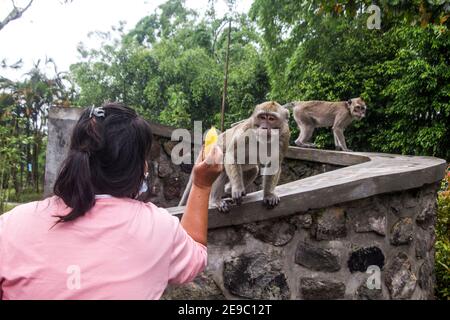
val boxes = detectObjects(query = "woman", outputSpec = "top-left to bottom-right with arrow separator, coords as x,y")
0,102 -> 223,299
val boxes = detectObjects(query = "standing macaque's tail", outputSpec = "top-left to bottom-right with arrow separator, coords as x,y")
178,174 -> 193,206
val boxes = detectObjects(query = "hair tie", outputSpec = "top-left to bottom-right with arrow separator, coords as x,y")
89,106 -> 105,118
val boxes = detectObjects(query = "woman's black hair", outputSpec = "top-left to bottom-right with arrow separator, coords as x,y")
53,102 -> 153,223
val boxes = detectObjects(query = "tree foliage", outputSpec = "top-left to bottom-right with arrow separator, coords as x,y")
437,168 -> 450,300
0,59 -> 74,211
250,0 -> 450,158
71,0 -> 269,129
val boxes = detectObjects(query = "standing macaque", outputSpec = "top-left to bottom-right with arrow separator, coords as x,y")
284,97 -> 367,151
179,101 -> 290,213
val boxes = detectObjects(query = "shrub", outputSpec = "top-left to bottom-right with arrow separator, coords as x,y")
436,167 -> 450,300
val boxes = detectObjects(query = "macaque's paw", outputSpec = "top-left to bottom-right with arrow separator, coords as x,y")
295,140 -> 316,149
216,200 -> 231,213
231,186 -> 246,205
294,139 -> 304,147
263,193 -> 280,208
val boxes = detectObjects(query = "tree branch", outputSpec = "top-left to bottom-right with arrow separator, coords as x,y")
0,0 -> 34,32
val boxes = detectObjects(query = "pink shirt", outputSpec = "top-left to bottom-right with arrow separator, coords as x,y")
0,196 -> 207,300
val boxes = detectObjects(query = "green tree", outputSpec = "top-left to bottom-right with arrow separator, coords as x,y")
250,0 -> 450,158
0,59 -> 73,211
70,0 -> 269,130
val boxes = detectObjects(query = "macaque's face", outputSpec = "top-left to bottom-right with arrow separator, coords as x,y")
255,112 -> 281,134
349,98 -> 367,120
253,102 -> 286,137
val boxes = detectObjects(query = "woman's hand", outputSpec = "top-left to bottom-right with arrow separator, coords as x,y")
192,146 -> 223,190
181,145 -> 223,246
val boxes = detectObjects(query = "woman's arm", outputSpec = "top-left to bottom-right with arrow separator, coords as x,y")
181,185 -> 211,246
181,146 -> 223,246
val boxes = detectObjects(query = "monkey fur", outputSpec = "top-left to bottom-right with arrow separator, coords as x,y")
284,97 -> 367,151
179,101 -> 290,213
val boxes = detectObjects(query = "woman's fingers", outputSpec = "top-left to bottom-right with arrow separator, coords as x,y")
212,146 -> 223,169
192,145 -> 224,189
195,146 -> 205,164
205,145 -> 223,167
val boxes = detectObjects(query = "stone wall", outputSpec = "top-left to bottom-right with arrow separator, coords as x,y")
162,183 -> 439,300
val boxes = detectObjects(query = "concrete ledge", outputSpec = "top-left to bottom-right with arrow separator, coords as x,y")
48,106 -> 178,137
168,147 -> 446,229
285,147 -> 370,166
48,106 -> 84,121
146,121 -> 178,138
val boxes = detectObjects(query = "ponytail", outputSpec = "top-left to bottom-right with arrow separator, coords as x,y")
53,105 -> 104,223
54,150 -> 95,222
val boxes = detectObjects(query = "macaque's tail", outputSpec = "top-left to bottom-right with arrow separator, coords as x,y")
281,102 -> 296,110
178,175 -> 193,206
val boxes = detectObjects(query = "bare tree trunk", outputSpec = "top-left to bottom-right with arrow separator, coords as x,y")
0,167 -> 5,212
220,19 -> 231,132
12,167 -> 20,197
26,120 -> 32,188
20,161 -> 24,193
33,137 -> 39,194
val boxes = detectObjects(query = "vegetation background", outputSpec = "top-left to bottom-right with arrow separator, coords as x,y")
0,0 -> 449,299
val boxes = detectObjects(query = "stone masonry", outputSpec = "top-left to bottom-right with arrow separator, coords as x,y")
162,183 -> 439,300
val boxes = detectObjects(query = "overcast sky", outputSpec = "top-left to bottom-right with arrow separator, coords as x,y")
0,0 -> 252,80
